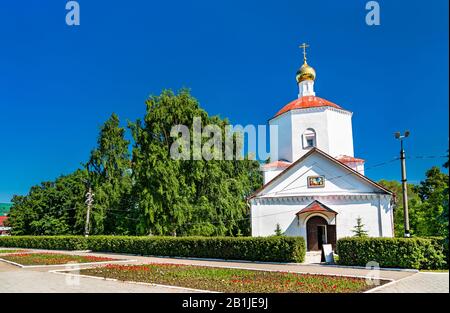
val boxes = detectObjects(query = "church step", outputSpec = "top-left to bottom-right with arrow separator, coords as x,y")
304,251 -> 323,264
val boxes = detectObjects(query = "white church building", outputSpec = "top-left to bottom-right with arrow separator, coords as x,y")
249,45 -> 394,252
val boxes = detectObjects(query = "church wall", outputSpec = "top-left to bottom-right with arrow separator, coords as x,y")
270,113 -> 293,163
263,169 -> 284,185
290,109 -> 330,161
250,196 -> 393,240
326,109 -> 354,158
330,196 -> 393,238
269,108 -> 355,163
259,153 -> 380,197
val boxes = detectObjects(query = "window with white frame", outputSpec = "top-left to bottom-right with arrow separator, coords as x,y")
303,128 -> 316,149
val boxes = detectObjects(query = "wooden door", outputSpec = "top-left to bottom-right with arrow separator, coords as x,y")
327,225 -> 337,250
306,216 -> 328,251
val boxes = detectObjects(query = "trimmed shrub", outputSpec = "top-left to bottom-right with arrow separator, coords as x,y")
0,235 -> 306,263
336,237 -> 447,270
420,237 -> 448,259
418,236 -> 448,269
0,236 -> 87,251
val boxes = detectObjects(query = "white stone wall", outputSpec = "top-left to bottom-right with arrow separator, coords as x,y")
260,153 -> 378,197
325,109 -> 354,158
344,162 -> 365,175
290,109 -> 330,161
263,169 -> 284,185
270,113 -> 293,163
250,150 -> 394,245
269,107 -> 354,163
250,196 -> 393,240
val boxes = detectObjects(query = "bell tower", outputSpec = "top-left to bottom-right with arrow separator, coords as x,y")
263,44 -> 362,184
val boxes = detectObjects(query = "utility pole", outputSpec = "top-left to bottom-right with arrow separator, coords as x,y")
395,131 -> 411,238
84,185 -> 94,237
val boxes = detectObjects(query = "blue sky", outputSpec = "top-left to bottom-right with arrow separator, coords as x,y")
0,0 -> 448,203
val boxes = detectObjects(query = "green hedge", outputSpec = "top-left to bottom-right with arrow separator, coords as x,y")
0,236 -> 88,251
0,235 -> 306,263
336,237 -> 447,270
420,236 -> 449,265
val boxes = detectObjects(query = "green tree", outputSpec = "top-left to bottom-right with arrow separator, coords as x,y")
379,164 -> 449,238
7,90 -> 262,237
415,166 -> 449,237
129,89 -> 262,236
274,223 -> 283,236
378,179 -> 422,237
442,156 -> 449,259
8,169 -> 88,235
352,217 -> 368,237
29,216 -> 69,235
86,113 -> 133,234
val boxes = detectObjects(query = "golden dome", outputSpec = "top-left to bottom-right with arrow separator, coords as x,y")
296,62 -> 316,83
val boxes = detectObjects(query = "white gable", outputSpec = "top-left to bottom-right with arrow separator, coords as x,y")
254,150 -> 387,198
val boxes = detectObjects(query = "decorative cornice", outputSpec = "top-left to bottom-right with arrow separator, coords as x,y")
270,106 -> 352,123
289,106 -> 353,116
250,194 -> 391,205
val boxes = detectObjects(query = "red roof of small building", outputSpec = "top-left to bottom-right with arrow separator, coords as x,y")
273,96 -> 344,118
0,216 -> 8,227
335,155 -> 365,164
261,160 -> 292,170
296,200 -> 338,216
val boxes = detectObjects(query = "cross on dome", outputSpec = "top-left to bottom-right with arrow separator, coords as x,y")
296,42 -> 316,84
299,43 -> 309,64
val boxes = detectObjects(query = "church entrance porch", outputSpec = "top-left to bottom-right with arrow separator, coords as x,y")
305,216 -> 336,251
295,200 -> 338,252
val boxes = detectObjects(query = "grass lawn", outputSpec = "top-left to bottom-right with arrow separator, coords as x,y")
0,249 -> 26,254
80,263 -> 383,293
0,253 -> 118,266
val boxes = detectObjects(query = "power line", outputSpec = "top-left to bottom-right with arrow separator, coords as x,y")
12,153 -> 448,230
260,156 -> 400,197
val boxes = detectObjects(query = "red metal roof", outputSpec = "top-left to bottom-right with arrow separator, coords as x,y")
296,200 -> 338,215
0,216 -> 8,227
273,96 -> 344,118
335,155 -> 365,164
261,160 -> 292,170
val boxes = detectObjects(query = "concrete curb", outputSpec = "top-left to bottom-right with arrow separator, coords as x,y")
0,257 -> 137,269
0,247 -> 422,273
364,278 -> 401,293
52,266 -> 390,294
320,263 -> 419,273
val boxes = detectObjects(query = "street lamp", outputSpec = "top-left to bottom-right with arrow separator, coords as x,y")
394,130 -> 411,238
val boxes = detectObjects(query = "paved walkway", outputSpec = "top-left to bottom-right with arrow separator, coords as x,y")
1,248 -> 447,293
371,272 -> 449,293
0,262 -> 199,293
8,248 -> 415,280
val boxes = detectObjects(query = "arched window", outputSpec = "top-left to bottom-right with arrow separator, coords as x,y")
303,128 -> 316,149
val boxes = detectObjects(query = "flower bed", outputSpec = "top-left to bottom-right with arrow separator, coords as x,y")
0,253 -> 118,266
80,263 -> 380,293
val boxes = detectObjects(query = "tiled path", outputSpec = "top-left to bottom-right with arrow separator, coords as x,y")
1,248 -> 447,293
0,261 -> 200,293
371,272 -> 449,293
